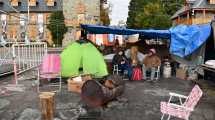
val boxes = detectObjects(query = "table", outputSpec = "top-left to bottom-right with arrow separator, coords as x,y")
201,64 -> 215,72
200,64 -> 215,81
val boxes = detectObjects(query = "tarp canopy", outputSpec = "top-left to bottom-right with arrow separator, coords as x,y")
81,24 -> 170,39
60,42 -> 108,77
81,23 -> 211,58
170,23 -> 211,57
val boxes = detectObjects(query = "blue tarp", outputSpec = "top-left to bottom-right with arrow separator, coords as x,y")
170,23 -> 211,57
81,23 -> 211,58
81,24 -> 170,39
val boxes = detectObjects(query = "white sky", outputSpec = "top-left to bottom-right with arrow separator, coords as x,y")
108,0 -> 131,25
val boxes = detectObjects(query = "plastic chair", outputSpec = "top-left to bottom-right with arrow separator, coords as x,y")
113,64 -> 121,75
37,54 -> 62,92
160,85 -> 203,120
146,66 -> 160,80
155,66 -> 160,80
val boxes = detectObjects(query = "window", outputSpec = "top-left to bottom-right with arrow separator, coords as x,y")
29,0 -> 37,6
1,14 -> 7,21
11,0 -> 18,6
18,2 -> 21,6
46,0 -> 55,6
20,14 -> 26,26
209,0 -> 215,4
37,14 -> 44,24
30,14 -> 36,24
0,2 -> 4,6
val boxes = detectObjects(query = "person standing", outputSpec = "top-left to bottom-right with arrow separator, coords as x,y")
142,48 -> 161,81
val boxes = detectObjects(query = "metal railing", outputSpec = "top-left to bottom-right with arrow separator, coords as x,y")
0,42 -> 47,84
0,42 -> 16,67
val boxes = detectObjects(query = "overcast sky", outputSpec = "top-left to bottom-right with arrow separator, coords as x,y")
108,0 -> 131,25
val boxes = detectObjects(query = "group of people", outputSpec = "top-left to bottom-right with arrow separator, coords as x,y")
112,46 -> 161,81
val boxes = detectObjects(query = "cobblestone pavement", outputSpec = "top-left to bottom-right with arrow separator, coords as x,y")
0,74 -> 214,120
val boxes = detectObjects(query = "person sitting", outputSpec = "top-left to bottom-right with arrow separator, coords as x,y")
112,49 -> 132,79
125,46 -> 146,66
142,48 -> 161,81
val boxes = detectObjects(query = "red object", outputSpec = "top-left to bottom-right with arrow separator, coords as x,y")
132,67 -> 142,81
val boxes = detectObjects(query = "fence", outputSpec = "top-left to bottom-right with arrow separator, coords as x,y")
0,42 -> 47,84
0,42 -> 16,75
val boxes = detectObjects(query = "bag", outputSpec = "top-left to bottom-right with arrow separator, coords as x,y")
132,67 -> 142,81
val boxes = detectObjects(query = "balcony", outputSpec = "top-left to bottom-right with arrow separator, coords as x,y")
192,17 -> 212,24
174,17 -> 213,25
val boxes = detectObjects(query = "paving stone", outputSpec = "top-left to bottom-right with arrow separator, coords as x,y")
17,108 -> 41,120
54,118 -> 62,120
0,99 -> 10,110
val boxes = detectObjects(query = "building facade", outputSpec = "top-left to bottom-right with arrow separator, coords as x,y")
62,0 -> 101,46
0,0 -> 62,44
171,0 -> 215,25
0,0 -> 102,46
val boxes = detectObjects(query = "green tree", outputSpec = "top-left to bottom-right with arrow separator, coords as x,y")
47,11 -> 68,46
127,0 -> 184,29
138,2 -> 171,29
161,0 -> 184,16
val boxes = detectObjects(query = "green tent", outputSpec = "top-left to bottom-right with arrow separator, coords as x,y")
60,42 -> 108,77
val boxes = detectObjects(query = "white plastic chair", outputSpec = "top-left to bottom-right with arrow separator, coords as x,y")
160,85 -> 203,120
113,64 -> 121,75
146,66 -> 160,80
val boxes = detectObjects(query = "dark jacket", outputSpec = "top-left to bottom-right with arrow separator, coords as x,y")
112,54 -> 129,65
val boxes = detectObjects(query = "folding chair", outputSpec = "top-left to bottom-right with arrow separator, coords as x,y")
160,85 -> 203,120
37,54 -> 62,92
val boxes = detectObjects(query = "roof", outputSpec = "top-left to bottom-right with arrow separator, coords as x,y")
0,0 -> 62,13
171,6 -> 189,19
171,0 -> 215,19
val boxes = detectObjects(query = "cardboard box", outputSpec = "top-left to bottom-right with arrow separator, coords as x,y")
176,68 -> 187,80
82,74 -> 92,81
67,79 -> 84,93
67,75 -> 92,93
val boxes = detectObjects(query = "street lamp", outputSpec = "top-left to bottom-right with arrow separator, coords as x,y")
25,0 -> 30,44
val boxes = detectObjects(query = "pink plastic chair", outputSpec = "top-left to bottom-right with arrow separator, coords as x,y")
37,54 -> 62,92
160,85 -> 203,120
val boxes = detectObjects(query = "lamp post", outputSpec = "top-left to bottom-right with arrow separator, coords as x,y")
25,0 -> 30,44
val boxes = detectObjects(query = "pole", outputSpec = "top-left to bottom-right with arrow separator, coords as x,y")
27,0 -> 30,42
28,0 -> 30,25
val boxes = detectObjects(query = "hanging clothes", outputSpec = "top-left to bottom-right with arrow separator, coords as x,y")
108,34 -> 115,42
128,34 -> 139,43
115,35 -> 123,46
96,34 -> 104,46
87,34 -> 96,43
102,34 -> 109,46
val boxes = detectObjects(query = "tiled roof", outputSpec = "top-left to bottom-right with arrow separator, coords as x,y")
0,0 -> 62,13
171,0 -> 215,19
171,6 -> 189,19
